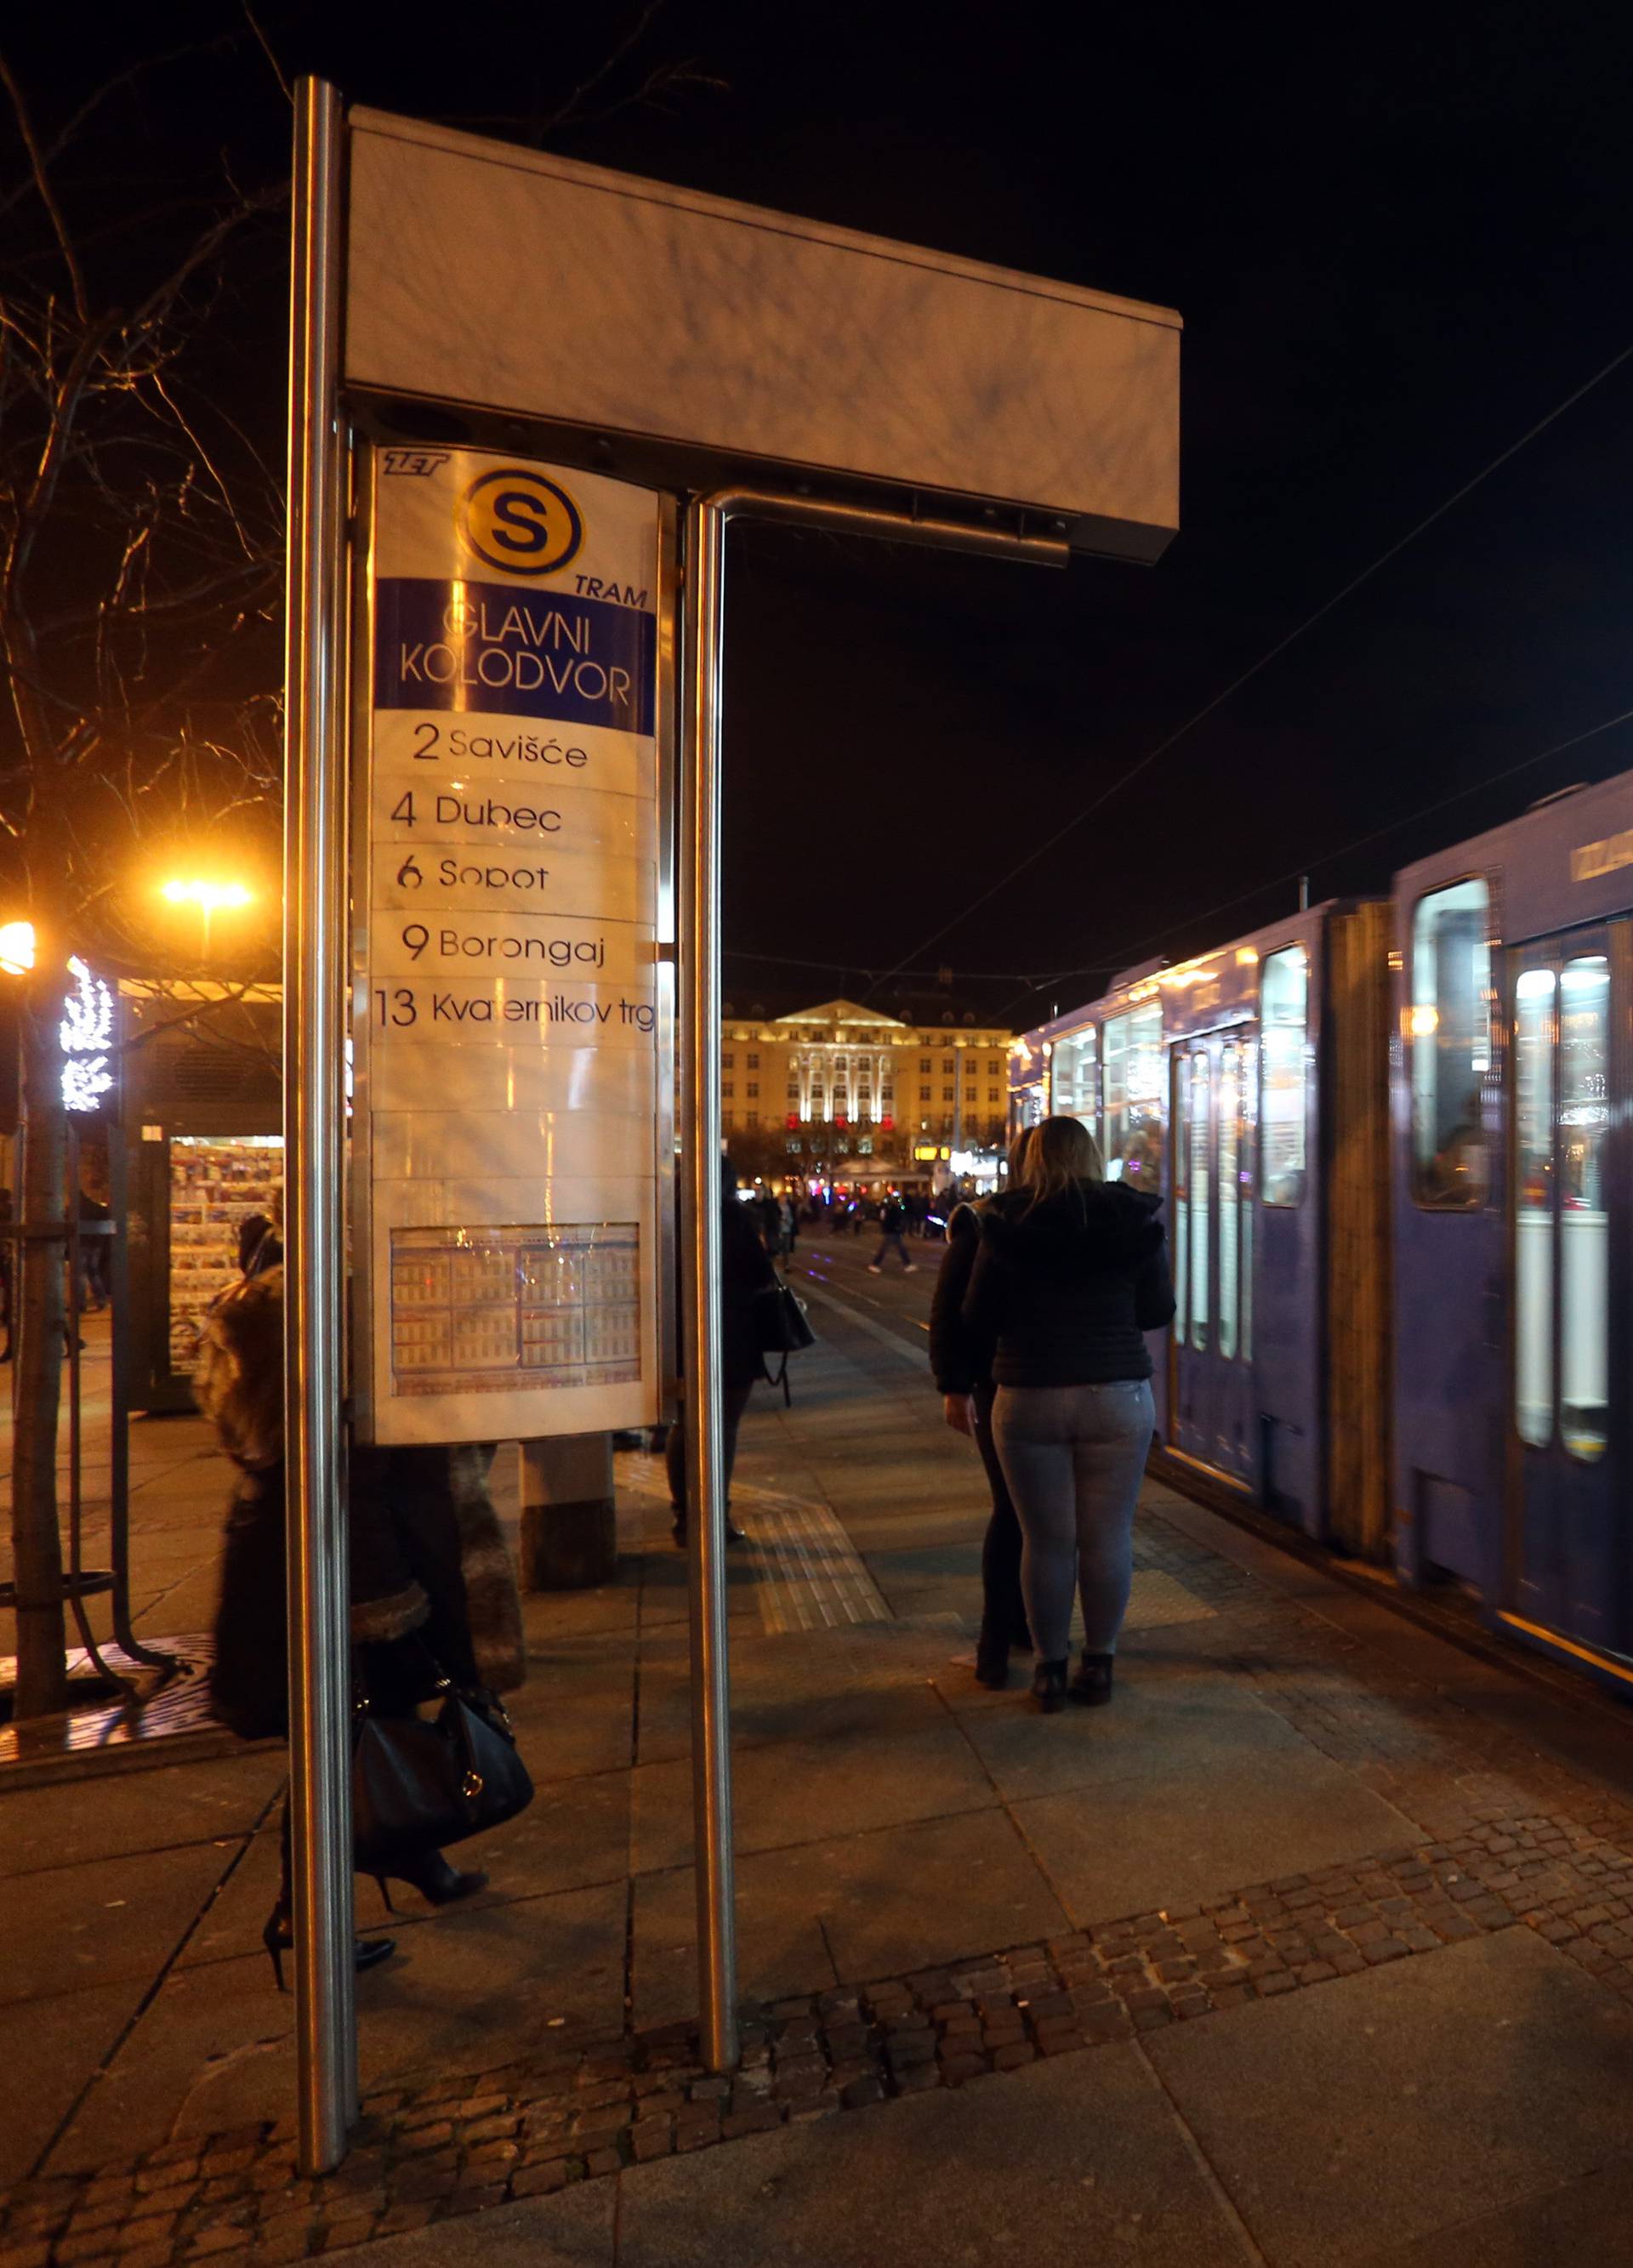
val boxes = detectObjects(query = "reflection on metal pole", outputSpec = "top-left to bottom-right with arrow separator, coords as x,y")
283,76 -> 354,2176
679,494 -> 736,2071
677,485 -> 1064,2072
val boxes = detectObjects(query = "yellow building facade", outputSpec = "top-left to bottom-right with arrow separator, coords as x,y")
720,998 -> 1013,1186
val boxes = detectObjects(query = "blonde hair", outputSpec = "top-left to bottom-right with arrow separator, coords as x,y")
1019,1115 -> 1105,1211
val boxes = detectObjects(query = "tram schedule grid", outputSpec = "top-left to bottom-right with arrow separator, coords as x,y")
389,1222 -> 641,1395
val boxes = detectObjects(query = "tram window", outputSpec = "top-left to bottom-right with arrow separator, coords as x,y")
1172,1053 -> 1190,1345
1260,945 -> 1308,1206
1051,1025 -> 1099,1141
1412,879 -> 1492,1208
1240,1037 -> 1257,1365
1559,955 -> 1609,1461
1104,1003 -> 1164,1191
1514,966 -> 1554,1449
1190,1050 -> 1210,1350
1219,1044 -> 1240,1360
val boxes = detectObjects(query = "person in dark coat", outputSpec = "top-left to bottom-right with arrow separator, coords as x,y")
963,1115 -> 1175,1714
930,1131 -> 1034,1687
666,1159 -> 778,1546
868,1194 -> 916,1274
196,1266 -> 526,1983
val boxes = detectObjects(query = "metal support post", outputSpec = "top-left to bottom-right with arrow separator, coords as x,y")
283,75 -> 354,2176
676,485 -> 1065,2073
679,493 -> 736,2070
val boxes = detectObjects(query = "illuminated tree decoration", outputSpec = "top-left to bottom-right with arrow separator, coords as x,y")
59,955 -> 114,1113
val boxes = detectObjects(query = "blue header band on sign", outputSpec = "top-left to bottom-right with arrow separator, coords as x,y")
375,577 -> 656,735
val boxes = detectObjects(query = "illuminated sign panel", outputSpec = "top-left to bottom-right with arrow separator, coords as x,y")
354,446 -> 663,1445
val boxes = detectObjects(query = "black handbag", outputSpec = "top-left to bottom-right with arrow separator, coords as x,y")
352,1657 -> 533,1878
753,1279 -> 816,1403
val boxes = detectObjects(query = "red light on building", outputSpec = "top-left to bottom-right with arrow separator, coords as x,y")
786,1113 -> 799,1129
835,1116 -> 848,1129
880,1114 -> 895,1131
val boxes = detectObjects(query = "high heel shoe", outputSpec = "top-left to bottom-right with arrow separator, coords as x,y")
1031,1657 -> 1069,1714
262,1906 -> 395,1992
1070,1650 -> 1115,1707
374,1852 -> 488,1910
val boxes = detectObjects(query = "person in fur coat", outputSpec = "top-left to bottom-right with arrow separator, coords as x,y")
195,1265 -> 526,1970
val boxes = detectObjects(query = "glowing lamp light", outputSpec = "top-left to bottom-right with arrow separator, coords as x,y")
160,879 -> 253,912
0,920 -> 36,975
1408,1004 -> 1441,1037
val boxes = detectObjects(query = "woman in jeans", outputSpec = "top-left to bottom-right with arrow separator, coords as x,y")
963,1116 -> 1174,1713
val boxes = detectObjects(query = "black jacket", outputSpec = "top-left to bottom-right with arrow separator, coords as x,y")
929,1202 -> 992,1394
723,1198 -> 779,1388
962,1179 -> 1175,1389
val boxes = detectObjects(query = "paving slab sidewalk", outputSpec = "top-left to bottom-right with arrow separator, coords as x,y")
7,1246 -> 1633,2263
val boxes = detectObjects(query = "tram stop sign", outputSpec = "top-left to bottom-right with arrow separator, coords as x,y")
339,107 -> 1180,1450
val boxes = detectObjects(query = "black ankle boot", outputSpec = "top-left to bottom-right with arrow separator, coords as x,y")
974,1623 -> 1010,1690
1031,1657 -> 1069,1714
1070,1651 -> 1115,1707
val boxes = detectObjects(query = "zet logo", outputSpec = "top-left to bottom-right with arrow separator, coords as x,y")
456,466 -> 583,577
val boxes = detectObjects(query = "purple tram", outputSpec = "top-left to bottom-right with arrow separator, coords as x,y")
1392,770 -> 1633,1687
1013,901 -> 1393,1548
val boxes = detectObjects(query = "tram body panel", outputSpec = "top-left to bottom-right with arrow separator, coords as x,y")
1393,770 -> 1633,1673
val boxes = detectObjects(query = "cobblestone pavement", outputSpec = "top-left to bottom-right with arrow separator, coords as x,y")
7,1248 -> 1633,2263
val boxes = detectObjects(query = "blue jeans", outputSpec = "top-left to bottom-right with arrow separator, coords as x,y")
871,1232 -> 909,1269
993,1379 -> 1153,1660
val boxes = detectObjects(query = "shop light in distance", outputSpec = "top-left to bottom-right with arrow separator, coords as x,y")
59,956 -> 114,1113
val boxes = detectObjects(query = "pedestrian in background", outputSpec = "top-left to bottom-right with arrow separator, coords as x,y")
963,1115 -> 1173,1713
667,1157 -> 777,1547
868,1191 -> 916,1274
930,1129 -> 1033,1686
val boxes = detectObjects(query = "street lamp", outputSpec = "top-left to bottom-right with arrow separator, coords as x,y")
0,921 -> 36,976
157,878 -> 253,957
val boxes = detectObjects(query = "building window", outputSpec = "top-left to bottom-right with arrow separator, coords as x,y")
1411,878 -> 1492,1209
722,1082 -> 735,1097
747,1083 -> 759,1098
858,1138 -> 873,1155
786,1138 -> 803,1153
942,1086 -> 954,1102
943,1056 -> 954,1071
747,1053 -> 760,1069
722,1053 -> 735,1068
919,1085 -> 930,1101
987,1089 -> 999,1104
747,1112 -> 760,1128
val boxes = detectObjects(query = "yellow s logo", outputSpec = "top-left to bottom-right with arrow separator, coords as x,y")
457,468 -> 583,577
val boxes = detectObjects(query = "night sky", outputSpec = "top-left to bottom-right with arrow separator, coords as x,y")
10,3 -> 1633,1029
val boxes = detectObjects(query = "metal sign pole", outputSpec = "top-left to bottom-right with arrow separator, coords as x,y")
283,75 -> 355,2175
677,486 -> 1064,2071
679,494 -> 737,2070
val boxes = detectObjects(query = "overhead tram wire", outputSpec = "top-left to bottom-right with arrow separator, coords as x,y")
997,695 -> 1633,1027
860,333 -> 1633,1006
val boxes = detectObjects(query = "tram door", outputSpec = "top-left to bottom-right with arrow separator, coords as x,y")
1508,925 -> 1629,1649
1170,1031 -> 1256,1488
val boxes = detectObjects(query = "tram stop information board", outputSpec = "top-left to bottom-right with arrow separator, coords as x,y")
353,446 -> 663,1445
